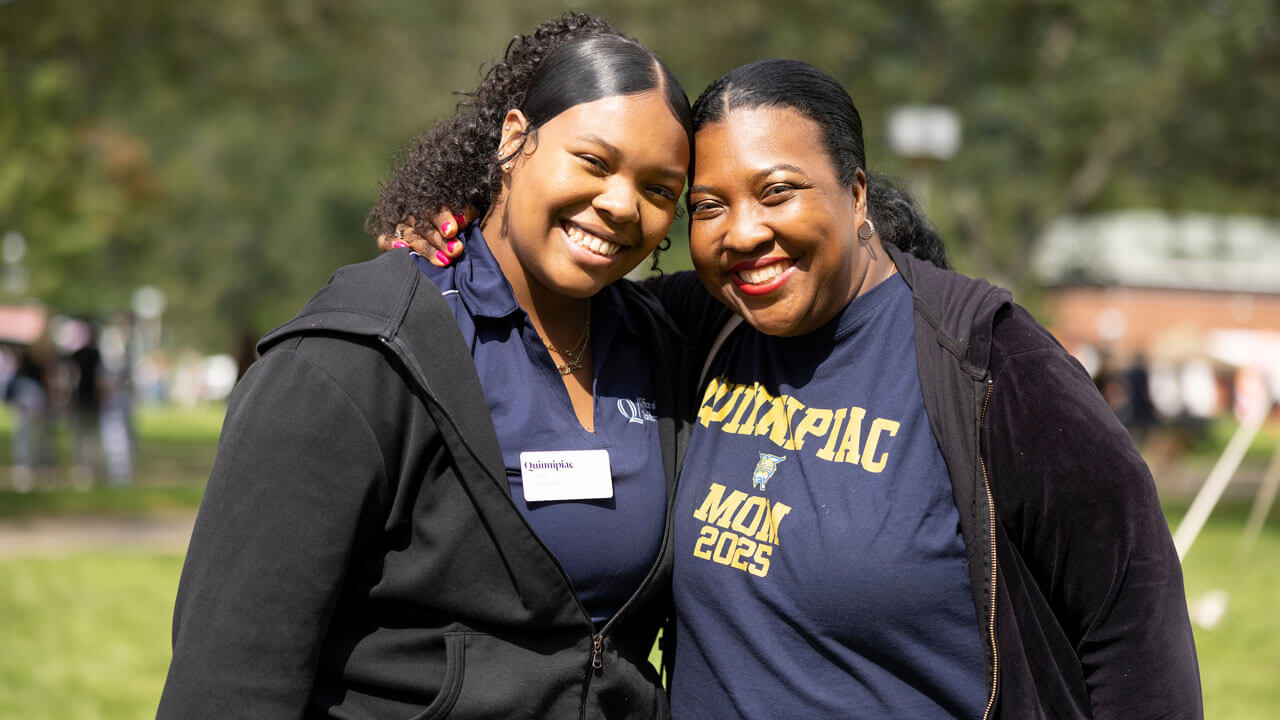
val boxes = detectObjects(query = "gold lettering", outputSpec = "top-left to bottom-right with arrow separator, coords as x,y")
815,408 -> 848,461
834,406 -> 867,464
754,500 -> 793,544
735,384 -> 775,435
708,383 -> 746,426
692,525 -> 717,559
756,396 -> 805,450
722,383 -> 758,433
712,530 -> 738,564
749,543 -> 772,577
793,407 -> 834,451
696,378 -> 730,428
729,536 -> 755,571
693,483 -> 748,528
730,496 -> 769,537
860,417 -> 900,473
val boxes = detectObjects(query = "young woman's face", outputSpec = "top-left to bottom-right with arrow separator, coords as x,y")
488,91 -> 689,304
688,106 -> 868,337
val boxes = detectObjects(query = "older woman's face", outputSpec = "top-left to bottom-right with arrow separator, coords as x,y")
688,106 -> 867,337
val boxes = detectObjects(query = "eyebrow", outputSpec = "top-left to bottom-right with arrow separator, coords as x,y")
689,164 -> 809,195
579,134 -> 687,182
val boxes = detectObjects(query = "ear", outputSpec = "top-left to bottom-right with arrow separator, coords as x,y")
849,167 -> 869,217
498,109 -> 531,160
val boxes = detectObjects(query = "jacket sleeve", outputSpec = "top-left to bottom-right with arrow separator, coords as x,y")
984,306 -> 1202,719
156,339 -> 389,718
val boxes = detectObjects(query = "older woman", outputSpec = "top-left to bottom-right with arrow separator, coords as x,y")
663,59 -> 1201,719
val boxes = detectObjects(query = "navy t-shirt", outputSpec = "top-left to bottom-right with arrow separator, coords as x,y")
414,227 -> 667,626
671,274 -> 986,718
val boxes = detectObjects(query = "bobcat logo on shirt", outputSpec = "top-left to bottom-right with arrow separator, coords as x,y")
751,453 -> 786,490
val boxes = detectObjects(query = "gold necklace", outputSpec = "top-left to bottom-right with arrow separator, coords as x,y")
543,305 -> 591,376
883,262 -> 898,283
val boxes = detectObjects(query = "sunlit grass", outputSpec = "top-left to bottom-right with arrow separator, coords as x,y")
0,552 -> 184,720
1169,502 -> 1280,720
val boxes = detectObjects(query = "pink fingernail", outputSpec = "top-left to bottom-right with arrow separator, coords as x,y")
441,220 -> 455,237
453,213 -> 466,226
446,241 -> 460,253
392,241 -> 408,249
435,251 -> 451,267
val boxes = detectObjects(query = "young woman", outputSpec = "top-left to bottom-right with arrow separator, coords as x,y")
158,15 -> 692,719
400,59 -> 1202,720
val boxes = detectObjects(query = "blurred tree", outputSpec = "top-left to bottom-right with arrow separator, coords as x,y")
2,0 -> 1276,352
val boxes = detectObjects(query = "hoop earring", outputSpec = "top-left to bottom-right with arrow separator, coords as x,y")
858,218 -> 876,241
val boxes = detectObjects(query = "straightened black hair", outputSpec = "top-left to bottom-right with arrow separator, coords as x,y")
510,35 -> 693,163
690,59 -> 949,267
691,59 -> 865,186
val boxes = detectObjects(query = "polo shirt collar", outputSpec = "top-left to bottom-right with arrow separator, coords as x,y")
454,225 -> 521,320
452,224 -> 635,343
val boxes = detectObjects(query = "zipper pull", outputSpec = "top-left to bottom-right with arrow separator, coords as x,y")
591,633 -> 604,670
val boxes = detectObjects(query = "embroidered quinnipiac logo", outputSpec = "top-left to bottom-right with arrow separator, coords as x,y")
617,397 -> 657,424
751,453 -> 786,490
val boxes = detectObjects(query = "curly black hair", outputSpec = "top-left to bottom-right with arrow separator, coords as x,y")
364,13 -> 622,238
867,173 -> 950,269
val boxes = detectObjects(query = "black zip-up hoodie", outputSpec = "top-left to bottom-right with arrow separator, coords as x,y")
159,250 -> 687,719
652,248 -> 1202,719
891,245 -> 1202,719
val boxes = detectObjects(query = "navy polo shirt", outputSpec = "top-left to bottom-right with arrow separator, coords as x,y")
414,226 -> 667,626
671,274 -> 986,718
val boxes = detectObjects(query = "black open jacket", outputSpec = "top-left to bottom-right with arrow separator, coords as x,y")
159,250 -> 688,719
653,248 -> 1202,719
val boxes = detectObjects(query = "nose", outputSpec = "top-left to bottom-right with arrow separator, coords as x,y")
593,177 -> 641,224
722,207 -> 773,254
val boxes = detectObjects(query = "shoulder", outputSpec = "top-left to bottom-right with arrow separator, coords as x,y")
889,246 -> 1011,372
982,303 -> 1154,512
609,278 -> 685,346
246,334 -> 412,430
642,271 -> 735,355
988,304 -> 1078,379
259,252 -> 450,353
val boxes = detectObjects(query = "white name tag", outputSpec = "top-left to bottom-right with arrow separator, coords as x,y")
520,449 -> 613,502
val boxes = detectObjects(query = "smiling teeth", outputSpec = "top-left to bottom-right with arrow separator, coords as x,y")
565,224 -> 622,257
738,263 -> 788,285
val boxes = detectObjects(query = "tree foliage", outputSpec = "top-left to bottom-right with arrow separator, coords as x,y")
2,0 -> 1276,350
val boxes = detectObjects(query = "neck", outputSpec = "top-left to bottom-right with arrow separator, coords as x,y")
480,206 -> 591,345
853,238 -> 896,299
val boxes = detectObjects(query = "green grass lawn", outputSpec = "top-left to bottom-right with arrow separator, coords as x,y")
0,552 -> 185,720
1171,503 -> 1280,720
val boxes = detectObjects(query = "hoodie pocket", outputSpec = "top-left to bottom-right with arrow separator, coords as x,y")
409,632 -> 465,720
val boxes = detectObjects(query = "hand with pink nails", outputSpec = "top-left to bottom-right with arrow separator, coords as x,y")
376,209 -> 475,267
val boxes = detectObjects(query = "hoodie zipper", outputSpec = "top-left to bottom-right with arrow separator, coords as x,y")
579,438 -> 679,719
979,379 -> 999,720
381,334 -> 675,720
